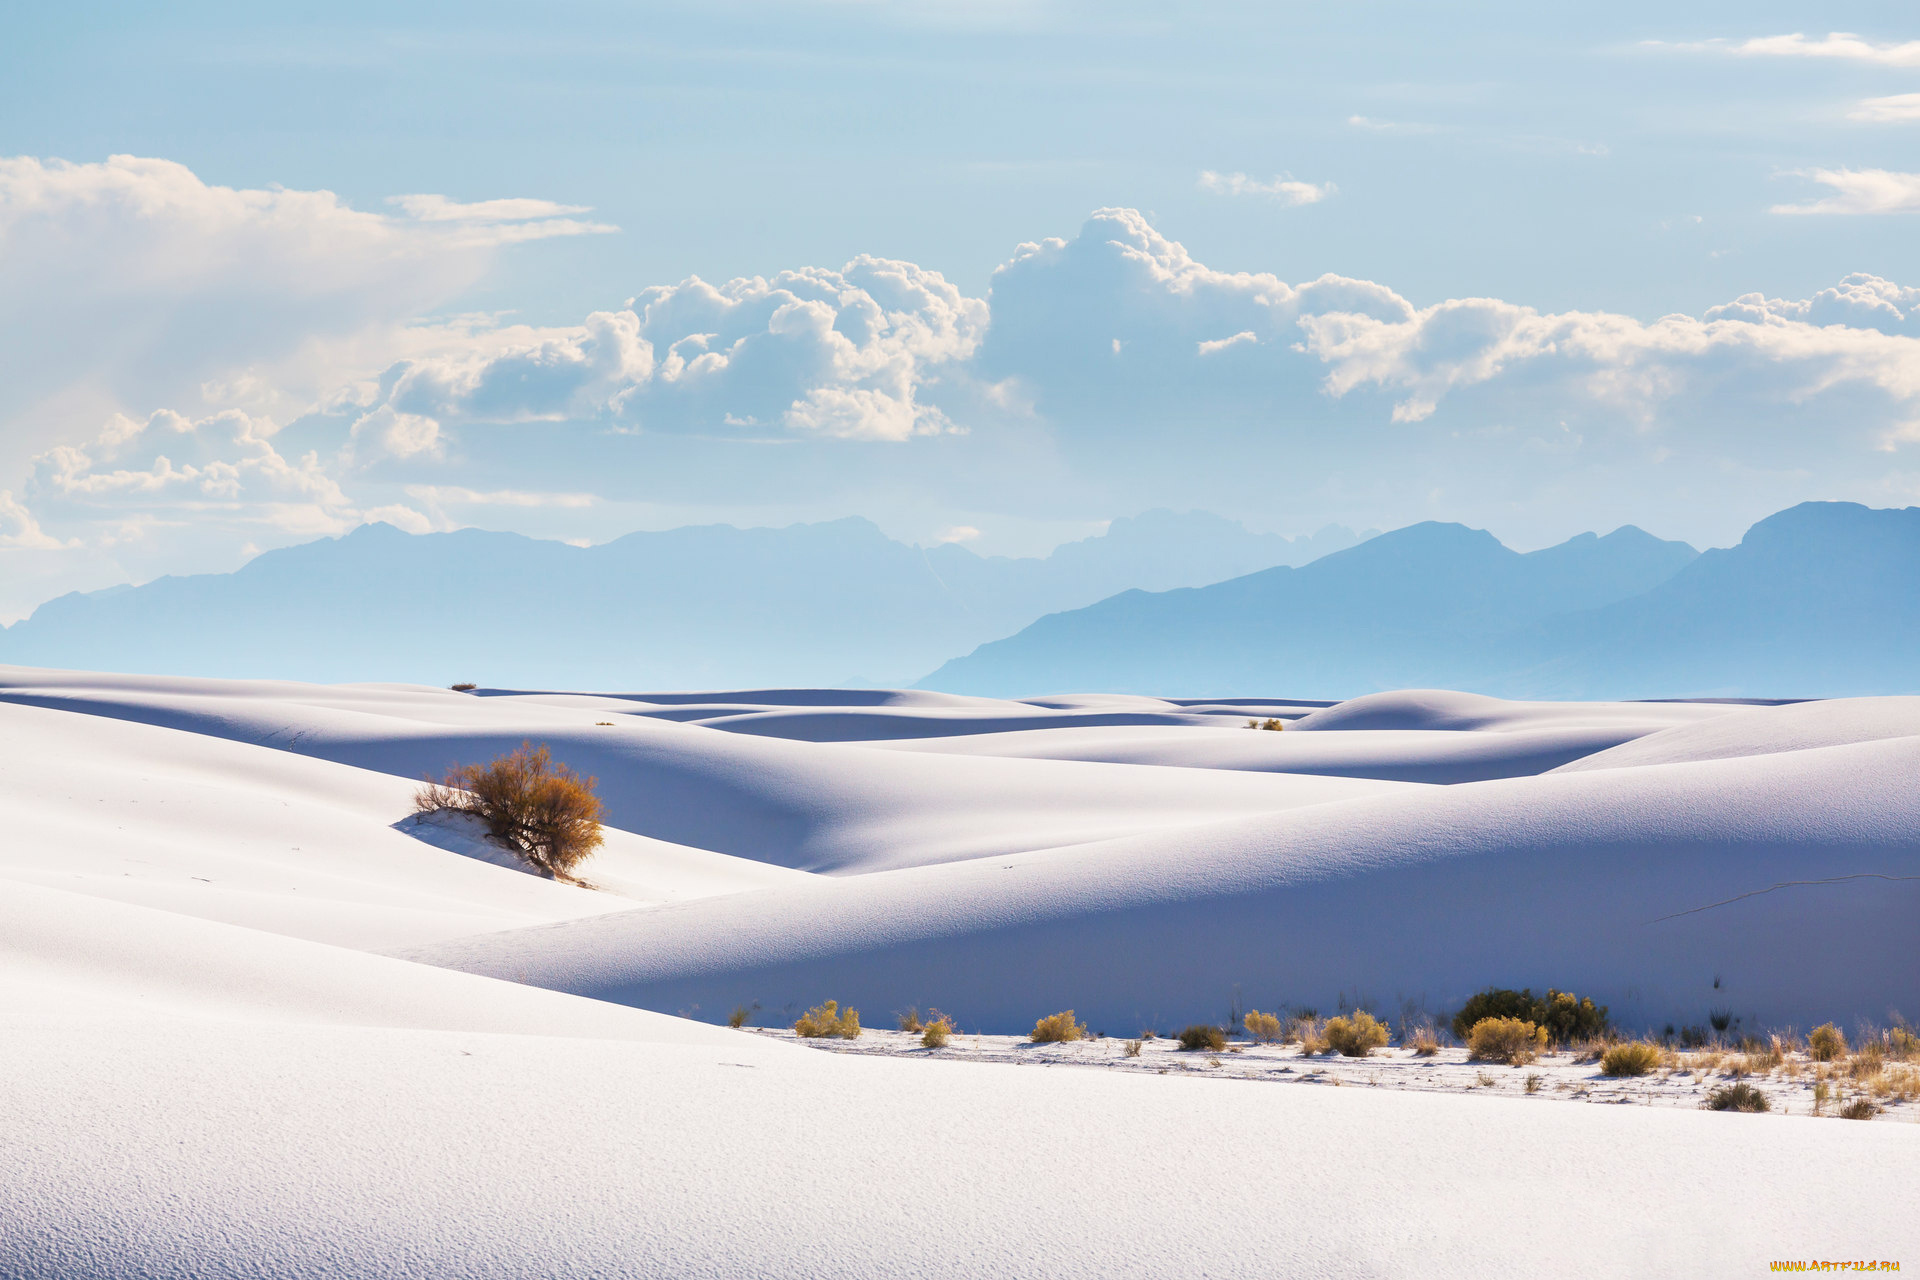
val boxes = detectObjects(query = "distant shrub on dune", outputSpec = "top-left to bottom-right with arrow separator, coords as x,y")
449,682 -> 477,692
1600,1042 -> 1662,1077
1295,1018 -> 1330,1055
920,1011 -> 954,1048
1808,1023 -> 1847,1062
1178,1025 -> 1227,1052
1467,1018 -> 1548,1066
727,1004 -> 757,1029
1031,1010 -> 1087,1043
1703,1082 -> 1770,1113
1407,1023 -> 1442,1056
1245,1010 -> 1285,1044
897,1008 -> 925,1033
414,741 -> 605,879
1324,1011 -> 1390,1057
794,1000 -> 862,1038
1244,718 -> 1284,731
1451,988 -> 1607,1045
1837,1097 -> 1878,1121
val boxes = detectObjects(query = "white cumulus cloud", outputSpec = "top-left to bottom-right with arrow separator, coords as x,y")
1198,171 -> 1335,206
1772,168 -> 1920,215
1850,93 -> 1920,124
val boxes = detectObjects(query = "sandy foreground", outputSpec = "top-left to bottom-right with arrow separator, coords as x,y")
1,667 -> 1915,1277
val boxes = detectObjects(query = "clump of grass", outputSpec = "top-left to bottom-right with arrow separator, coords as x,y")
727,1003 -> 757,1029
1808,1022 -> 1847,1062
920,1011 -> 954,1048
449,682 -> 478,692
1600,1041 -> 1662,1078
1848,1042 -> 1886,1082
1324,1010 -> 1390,1058
1244,717 -> 1284,731
897,1008 -> 925,1033
1468,1017 -> 1549,1066
1704,1082 -> 1770,1113
1031,1010 -> 1087,1043
1245,1010 -> 1286,1044
1888,1025 -> 1920,1060
1295,1017 -> 1330,1056
1124,1039 -> 1143,1058
1524,1073 -> 1543,1094
1836,1097 -> 1879,1121
1408,1025 -> 1442,1057
1178,1024 -> 1227,1052
793,1000 -> 862,1039
414,741 -> 605,879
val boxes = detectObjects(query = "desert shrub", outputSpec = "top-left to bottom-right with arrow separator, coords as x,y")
897,1008 -> 924,1033
1408,1025 -> 1442,1057
1450,987 -> 1608,1044
1600,1041 -> 1662,1077
1031,1010 -> 1087,1043
920,1012 -> 954,1048
1178,1025 -> 1227,1052
1889,1025 -> 1920,1060
1296,1018 -> 1330,1055
1524,1073 -> 1543,1094
1704,1082 -> 1770,1113
1244,717 -> 1284,731
1808,1023 -> 1847,1062
1124,1039 -> 1143,1058
1245,1010 -> 1285,1044
794,1000 -> 862,1039
727,1004 -> 755,1029
449,682 -> 477,692
1837,1097 -> 1878,1121
1468,1017 -> 1548,1066
1848,1042 -> 1886,1081
414,741 -> 605,878
1324,1010 -> 1390,1057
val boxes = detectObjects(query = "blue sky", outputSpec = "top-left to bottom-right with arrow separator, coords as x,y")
2,0 -> 1918,616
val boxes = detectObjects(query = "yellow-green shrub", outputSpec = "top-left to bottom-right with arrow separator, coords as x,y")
1031,1010 -> 1087,1043
1178,1025 -> 1226,1052
1600,1041 -> 1662,1077
920,1012 -> 954,1048
1245,1010 -> 1285,1044
1468,1017 -> 1549,1066
794,1000 -> 861,1039
1808,1023 -> 1847,1062
1324,1010 -> 1390,1057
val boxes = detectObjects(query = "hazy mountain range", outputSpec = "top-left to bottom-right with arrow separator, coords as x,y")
6,501 -> 1914,699
921,502 -> 1920,700
0,511 -> 1364,688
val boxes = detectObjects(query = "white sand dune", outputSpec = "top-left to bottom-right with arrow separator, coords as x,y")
3,665 -> 1915,1277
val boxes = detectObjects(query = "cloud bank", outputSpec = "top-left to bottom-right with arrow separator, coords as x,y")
5,159 -> 1920,614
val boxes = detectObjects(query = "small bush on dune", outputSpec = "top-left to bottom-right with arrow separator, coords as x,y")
897,1008 -> 925,1033
1324,1011 -> 1390,1057
920,1011 -> 954,1048
1245,1010 -> 1285,1044
1178,1025 -> 1227,1052
1450,988 -> 1607,1045
1244,717 -> 1284,731
1031,1010 -> 1087,1043
1600,1041 -> 1662,1077
1124,1039 -> 1144,1058
1295,1018 -> 1330,1055
1837,1097 -> 1879,1121
1808,1023 -> 1847,1062
449,682 -> 478,692
794,1000 -> 862,1039
1704,1082 -> 1770,1113
1408,1025 -> 1442,1057
1889,1025 -> 1920,1060
1467,1017 -> 1548,1066
727,1004 -> 757,1029
415,741 -> 605,879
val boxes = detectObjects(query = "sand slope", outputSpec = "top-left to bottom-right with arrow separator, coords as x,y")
3,666 -> 1915,1277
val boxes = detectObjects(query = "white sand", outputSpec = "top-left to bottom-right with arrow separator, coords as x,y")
2,665 -> 1915,1277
